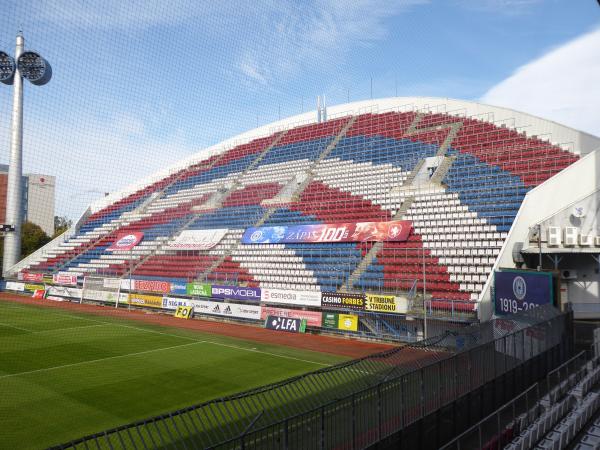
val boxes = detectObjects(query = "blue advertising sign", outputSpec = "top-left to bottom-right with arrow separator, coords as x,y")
494,270 -> 553,316
211,285 -> 261,302
169,281 -> 188,295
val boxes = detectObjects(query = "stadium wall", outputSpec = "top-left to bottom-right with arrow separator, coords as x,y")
479,149 -> 600,320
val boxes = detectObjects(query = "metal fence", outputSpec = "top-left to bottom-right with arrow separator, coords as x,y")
49,305 -> 571,450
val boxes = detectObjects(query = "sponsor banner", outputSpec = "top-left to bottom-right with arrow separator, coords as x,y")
322,312 -> 339,329
5,281 -> 25,291
52,272 -> 79,286
260,288 -> 321,307
265,316 -> 307,333
242,220 -> 412,244
261,307 -> 322,327
128,293 -> 163,309
188,300 -> 262,320
162,296 -> 192,310
321,292 -> 365,310
103,278 -> 121,290
84,290 -> 121,303
495,270 -> 553,316
47,286 -> 82,298
167,229 -> 227,251
174,306 -> 194,319
170,281 -> 188,295
19,272 -> 44,282
107,232 -> 144,252
24,284 -> 45,292
32,289 -> 46,299
211,285 -> 261,302
186,282 -> 212,297
46,296 -> 65,302
338,314 -> 358,332
365,293 -> 403,313
133,279 -> 171,294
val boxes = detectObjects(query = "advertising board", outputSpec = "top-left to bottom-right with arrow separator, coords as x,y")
161,297 -> 192,310
127,293 -> 164,309
186,282 -> 211,297
133,279 -> 171,294
260,288 -> 321,307
211,285 -> 261,302
338,314 -> 359,332
264,316 -> 307,333
365,294 -> 403,313
242,220 -> 412,244
188,300 -> 262,320
5,281 -> 25,291
52,272 -> 79,286
321,292 -> 365,310
260,306 -> 322,327
47,286 -> 82,299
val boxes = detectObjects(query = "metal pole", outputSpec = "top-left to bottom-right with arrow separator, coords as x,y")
537,223 -> 542,271
423,247 -> 427,339
3,32 -> 24,275
128,247 -> 132,310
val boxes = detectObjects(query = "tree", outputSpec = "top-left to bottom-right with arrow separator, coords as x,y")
0,222 -> 51,270
53,216 -> 72,238
21,222 -> 51,258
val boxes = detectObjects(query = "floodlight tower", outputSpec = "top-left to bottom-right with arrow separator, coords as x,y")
2,32 -> 52,275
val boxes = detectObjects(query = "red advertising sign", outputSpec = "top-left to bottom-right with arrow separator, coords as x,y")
242,220 -> 412,244
32,289 -> 46,299
52,272 -> 79,286
261,306 -> 322,327
20,272 -> 44,282
107,232 -> 144,251
133,279 -> 171,294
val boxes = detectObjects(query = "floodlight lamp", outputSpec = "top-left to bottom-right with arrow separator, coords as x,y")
0,51 -> 15,85
17,51 -> 52,86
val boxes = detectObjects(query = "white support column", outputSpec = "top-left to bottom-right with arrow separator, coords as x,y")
3,32 -> 24,275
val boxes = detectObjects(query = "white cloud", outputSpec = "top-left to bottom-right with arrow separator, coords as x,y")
236,0 -> 429,85
482,27 -> 600,137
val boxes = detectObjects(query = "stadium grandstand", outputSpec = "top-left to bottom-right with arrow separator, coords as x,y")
6,97 -> 599,327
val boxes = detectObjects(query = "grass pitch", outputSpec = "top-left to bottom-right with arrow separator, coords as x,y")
0,300 -> 347,449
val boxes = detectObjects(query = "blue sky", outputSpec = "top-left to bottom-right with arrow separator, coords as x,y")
0,0 -> 598,219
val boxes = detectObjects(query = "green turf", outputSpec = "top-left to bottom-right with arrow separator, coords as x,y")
0,300 -> 348,449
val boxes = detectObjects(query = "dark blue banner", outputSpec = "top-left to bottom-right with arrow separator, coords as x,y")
495,270 -> 553,315
211,285 -> 261,302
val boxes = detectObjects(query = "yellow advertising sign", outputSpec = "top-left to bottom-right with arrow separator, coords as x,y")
127,293 -> 163,309
24,284 -> 44,292
174,305 -> 194,319
338,314 -> 358,332
365,293 -> 401,313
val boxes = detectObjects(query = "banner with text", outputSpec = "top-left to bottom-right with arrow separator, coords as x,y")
188,300 -> 262,320
128,293 -> 163,309
186,282 -> 212,297
261,306 -> 322,327
162,296 -> 192,310
133,279 -> 171,294
365,294 -> 404,313
338,314 -> 359,332
19,272 -> 43,282
52,272 -> 79,286
265,316 -> 307,333
321,292 -> 365,311
167,229 -> 227,250
211,285 -> 261,302
47,286 -> 82,299
242,220 -> 412,244
5,281 -> 25,291
260,288 -> 321,307
495,270 -> 553,316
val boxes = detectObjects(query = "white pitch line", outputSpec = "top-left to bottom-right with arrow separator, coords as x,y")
0,341 -> 204,379
0,302 -> 332,368
0,322 -> 33,333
